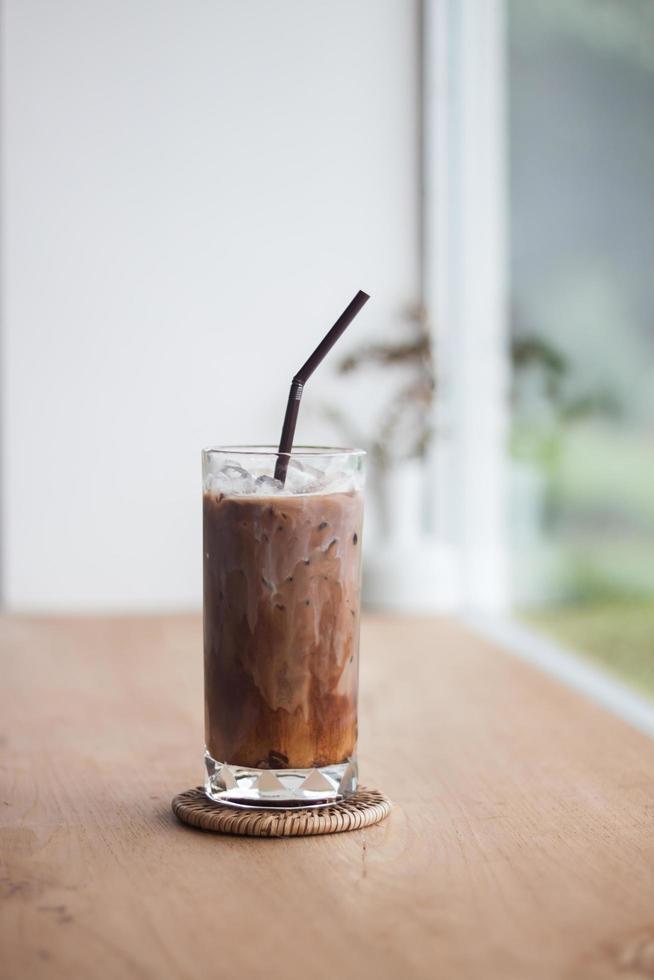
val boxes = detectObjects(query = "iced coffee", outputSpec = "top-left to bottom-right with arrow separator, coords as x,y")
202,447 -> 364,808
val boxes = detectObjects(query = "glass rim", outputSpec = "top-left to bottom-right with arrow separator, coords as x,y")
202,445 -> 366,459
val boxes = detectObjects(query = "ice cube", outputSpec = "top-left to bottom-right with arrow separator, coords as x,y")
284,459 -> 324,494
255,474 -> 284,495
206,461 -> 256,496
323,470 -> 355,493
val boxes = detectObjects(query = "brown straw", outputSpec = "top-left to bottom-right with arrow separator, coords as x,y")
274,290 -> 370,484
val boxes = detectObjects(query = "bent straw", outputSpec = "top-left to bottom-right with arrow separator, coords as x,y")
274,290 -> 370,485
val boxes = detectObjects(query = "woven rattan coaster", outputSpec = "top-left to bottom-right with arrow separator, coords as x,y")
172,786 -> 391,838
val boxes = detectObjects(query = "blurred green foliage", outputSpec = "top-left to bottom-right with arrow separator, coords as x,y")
524,599 -> 654,696
510,0 -> 654,693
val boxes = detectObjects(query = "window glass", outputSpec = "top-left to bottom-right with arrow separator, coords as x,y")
508,0 -> 654,693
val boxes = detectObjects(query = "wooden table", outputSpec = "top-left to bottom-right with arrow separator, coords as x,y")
3,614 -> 654,980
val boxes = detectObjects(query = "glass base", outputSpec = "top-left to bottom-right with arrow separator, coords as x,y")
204,750 -> 358,810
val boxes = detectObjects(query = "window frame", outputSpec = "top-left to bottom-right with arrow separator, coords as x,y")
422,0 -> 509,614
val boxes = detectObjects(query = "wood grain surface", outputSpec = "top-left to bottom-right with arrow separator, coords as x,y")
2,613 -> 654,980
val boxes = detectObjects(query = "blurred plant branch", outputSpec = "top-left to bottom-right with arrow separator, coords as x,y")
510,322 -> 621,466
324,303 -> 619,472
322,305 -> 436,471
511,332 -> 620,423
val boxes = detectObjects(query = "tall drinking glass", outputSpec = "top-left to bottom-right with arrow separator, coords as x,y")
202,446 -> 365,808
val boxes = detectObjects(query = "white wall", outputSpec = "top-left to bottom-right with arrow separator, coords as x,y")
2,0 -> 419,610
